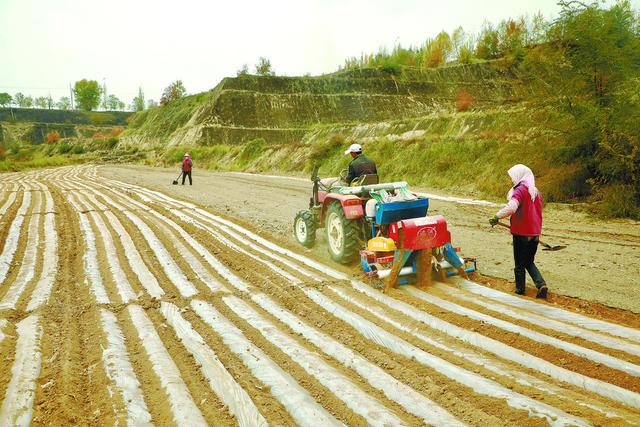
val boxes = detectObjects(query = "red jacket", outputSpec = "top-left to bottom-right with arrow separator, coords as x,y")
182,157 -> 192,172
510,184 -> 542,236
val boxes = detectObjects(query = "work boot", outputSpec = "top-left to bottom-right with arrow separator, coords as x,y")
514,288 -> 525,295
536,284 -> 548,299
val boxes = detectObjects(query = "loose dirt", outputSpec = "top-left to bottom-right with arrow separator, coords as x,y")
100,164 -> 640,313
0,164 -> 638,426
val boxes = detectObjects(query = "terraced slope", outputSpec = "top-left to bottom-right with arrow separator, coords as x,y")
0,165 -> 639,425
125,62 -> 520,147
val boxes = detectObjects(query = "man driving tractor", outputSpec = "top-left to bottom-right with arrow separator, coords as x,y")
345,143 -> 377,185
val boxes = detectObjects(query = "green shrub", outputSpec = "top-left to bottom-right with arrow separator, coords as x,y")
306,134 -> 345,172
380,61 -> 402,76
59,143 -> 71,154
238,138 -> 267,165
598,184 -> 640,218
72,145 -> 85,155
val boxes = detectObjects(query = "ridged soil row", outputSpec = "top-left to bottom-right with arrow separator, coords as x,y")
0,190 -> 43,311
84,176 -> 470,424
328,283 -> 640,423
394,285 -> 640,393
82,180 -> 422,425
25,189 -> 59,312
65,178 -> 297,424
428,282 -> 640,363
29,186 -> 116,425
77,181 -> 371,425
106,180 -> 558,425
0,186 -> 32,292
117,184 -> 636,424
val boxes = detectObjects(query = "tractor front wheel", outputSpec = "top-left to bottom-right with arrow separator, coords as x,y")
293,210 -> 317,248
325,202 -> 360,263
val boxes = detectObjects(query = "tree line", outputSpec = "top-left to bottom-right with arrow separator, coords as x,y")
0,80 -> 158,112
341,1 -> 639,217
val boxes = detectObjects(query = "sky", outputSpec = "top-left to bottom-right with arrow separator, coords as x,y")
1,0 -> 638,106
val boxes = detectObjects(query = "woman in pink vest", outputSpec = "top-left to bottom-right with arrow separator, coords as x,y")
489,164 -> 547,298
182,153 -> 193,185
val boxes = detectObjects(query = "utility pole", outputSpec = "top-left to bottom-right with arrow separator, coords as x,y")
69,83 -> 75,110
102,78 -> 108,111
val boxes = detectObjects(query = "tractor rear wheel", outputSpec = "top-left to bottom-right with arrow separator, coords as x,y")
293,210 -> 317,248
325,202 -> 361,263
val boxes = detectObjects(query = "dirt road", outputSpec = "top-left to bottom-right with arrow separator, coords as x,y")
0,164 -> 639,425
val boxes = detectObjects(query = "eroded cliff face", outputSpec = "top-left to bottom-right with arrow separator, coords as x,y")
123,61 -> 523,148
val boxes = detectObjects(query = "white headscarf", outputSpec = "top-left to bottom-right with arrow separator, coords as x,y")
507,164 -> 538,202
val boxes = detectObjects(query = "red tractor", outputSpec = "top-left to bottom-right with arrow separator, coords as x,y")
293,166 -> 476,290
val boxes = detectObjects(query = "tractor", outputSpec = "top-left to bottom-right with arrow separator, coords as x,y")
293,165 -> 476,291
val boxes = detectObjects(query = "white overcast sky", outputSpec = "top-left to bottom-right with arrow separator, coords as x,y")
1,0 -> 637,104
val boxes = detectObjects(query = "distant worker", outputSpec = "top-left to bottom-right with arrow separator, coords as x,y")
344,143 -> 377,185
489,164 -> 547,298
182,153 -> 193,185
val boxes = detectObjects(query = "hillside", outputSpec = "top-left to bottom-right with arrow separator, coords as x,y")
124,61 -> 520,147
123,61 -> 578,203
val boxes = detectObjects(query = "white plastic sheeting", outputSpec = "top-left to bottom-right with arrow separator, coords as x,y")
121,209 -> 197,297
172,210 -> 302,285
0,192 -> 41,309
0,190 -> 32,285
89,211 -> 138,303
127,305 -> 207,426
0,192 -> 17,217
250,292 -> 464,426
222,295 -> 405,427
455,278 -> 640,343
435,282 -> 640,357
90,183 -> 241,292
27,190 -> 59,311
67,193 -> 110,304
406,287 -> 640,377
103,211 -> 164,299
351,281 -> 640,409
79,185 -> 198,298
0,315 -> 42,427
191,300 -> 343,427
303,288 -> 589,426
0,319 -> 6,343
328,285 -> 633,419
159,302 -> 267,427
100,309 -> 152,425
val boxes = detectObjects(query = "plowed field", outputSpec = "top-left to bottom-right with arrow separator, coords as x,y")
1,165 -> 639,426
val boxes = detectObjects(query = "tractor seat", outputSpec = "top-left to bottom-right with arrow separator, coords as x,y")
351,174 -> 379,186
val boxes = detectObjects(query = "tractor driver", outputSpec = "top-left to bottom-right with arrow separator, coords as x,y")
344,143 -> 377,185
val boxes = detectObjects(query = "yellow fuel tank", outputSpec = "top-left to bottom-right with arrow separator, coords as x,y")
367,237 -> 397,252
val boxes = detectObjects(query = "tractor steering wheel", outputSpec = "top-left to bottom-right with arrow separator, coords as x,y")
339,168 -> 349,183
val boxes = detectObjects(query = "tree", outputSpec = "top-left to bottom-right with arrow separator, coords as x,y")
73,79 -> 102,111
146,99 -> 158,109
46,95 -> 54,109
236,64 -> 249,76
14,92 -> 30,108
35,96 -> 48,109
0,93 -> 11,107
160,80 -> 186,106
255,57 -> 274,76
424,32 -> 452,67
132,87 -> 145,111
475,22 -> 501,59
107,94 -> 123,111
56,97 -> 71,110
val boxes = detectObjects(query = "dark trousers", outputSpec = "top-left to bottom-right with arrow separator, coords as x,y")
182,171 -> 192,185
513,235 -> 546,292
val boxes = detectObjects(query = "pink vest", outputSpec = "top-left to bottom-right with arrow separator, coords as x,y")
509,184 -> 542,236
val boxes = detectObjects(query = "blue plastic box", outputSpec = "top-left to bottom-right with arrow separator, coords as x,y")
374,198 -> 429,224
